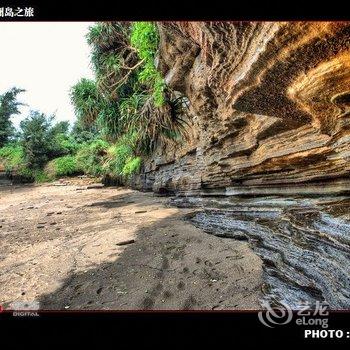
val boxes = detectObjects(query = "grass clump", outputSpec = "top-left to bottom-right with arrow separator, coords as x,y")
33,169 -> 51,183
52,155 -> 79,177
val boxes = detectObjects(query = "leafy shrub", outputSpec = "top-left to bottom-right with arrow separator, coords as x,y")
16,164 -> 34,181
20,111 -> 55,169
0,144 -> 25,172
107,143 -> 133,174
130,22 -> 165,106
0,144 -> 36,182
48,121 -> 78,156
96,100 -> 121,141
53,155 -> 79,177
0,141 -> 79,183
75,139 -> 109,176
17,111 -> 79,181
122,156 -> 141,177
53,133 -> 79,156
33,169 -> 51,183
104,131 -> 138,175
13,167 -> 50,183
130,22 -> 159,62
71,120 -> 100,144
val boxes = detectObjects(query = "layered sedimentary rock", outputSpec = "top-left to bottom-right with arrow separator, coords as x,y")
173,195 -> 350,309
136,22 -> 350,196
132,22 -> 350,308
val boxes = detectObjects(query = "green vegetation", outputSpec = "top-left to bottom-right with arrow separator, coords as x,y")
130,22 -> 165,106
0,142 -> 52,183
71,118 -> 99,144
51,155 -> 79,177
122,156 -> 141,177
0,143 -> 25,173
70,21 -> 188,168
104,132 -> 137,175
70,78 -> 101,125
0,110 -> 85,182
0,22 -> 189,185
0,87 -> 25,147
20,111 -> 55,169
32,169 -> 51,183
75,139 -> 109,176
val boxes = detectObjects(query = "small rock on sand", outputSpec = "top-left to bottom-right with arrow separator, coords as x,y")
86,184 -> 104,189
116,239 -> 135,246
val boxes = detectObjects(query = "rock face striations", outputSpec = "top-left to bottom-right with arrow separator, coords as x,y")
136,22 -> 350,196
173,195 -> 350,309
133,22 -> 350,309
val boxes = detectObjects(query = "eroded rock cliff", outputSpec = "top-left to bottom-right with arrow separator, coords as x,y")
133,22 -> 350,309
137,22 -> 350,196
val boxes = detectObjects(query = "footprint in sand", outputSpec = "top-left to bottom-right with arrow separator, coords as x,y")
177,281 -> 185,290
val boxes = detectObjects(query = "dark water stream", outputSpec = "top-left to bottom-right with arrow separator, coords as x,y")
171,195 -> 350,309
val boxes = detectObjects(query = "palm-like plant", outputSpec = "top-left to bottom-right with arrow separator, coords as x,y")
131,93 -> 189,154
86,22 -> 130,52
72,21 -> 191,168
96,100 -> 121,141
88,23 -> 140,100
70,78 -> 101,125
